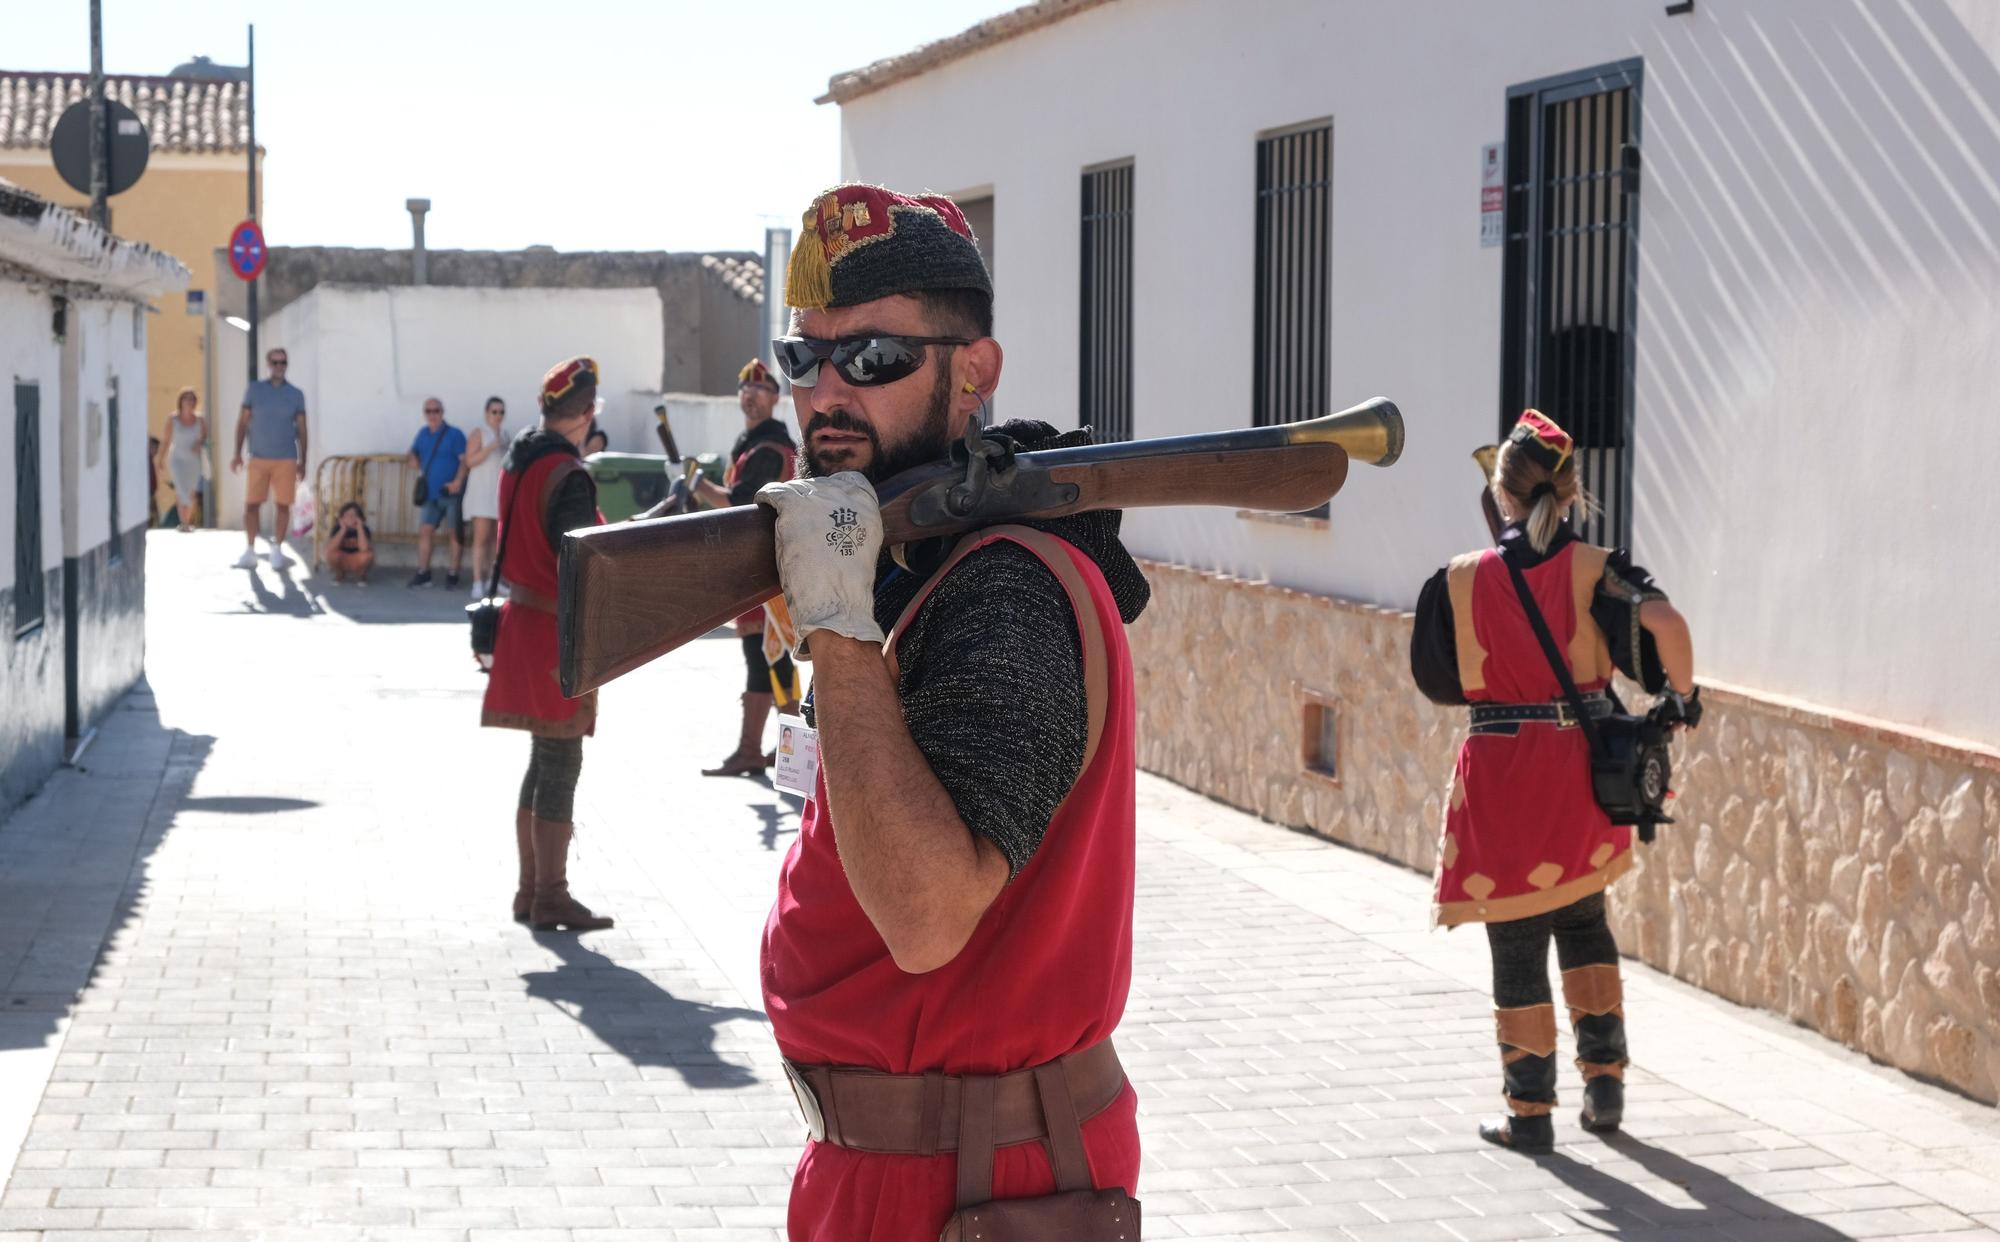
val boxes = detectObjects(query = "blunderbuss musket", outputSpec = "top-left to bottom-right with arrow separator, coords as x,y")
555,396 -> 1407,698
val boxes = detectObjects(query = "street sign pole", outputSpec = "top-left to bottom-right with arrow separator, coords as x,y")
88,0 -> 108,228
246,23 -> 258,386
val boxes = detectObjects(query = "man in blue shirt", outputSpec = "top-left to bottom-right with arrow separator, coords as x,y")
230,347 -> 309,570
407,397 -> 469,588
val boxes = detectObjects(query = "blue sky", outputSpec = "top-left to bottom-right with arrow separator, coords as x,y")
10,0 -> 1019,254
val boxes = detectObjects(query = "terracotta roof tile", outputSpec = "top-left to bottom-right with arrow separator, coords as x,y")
819,0 -> 1117,105
0,71 -> 250,154
702,253 -> 764,304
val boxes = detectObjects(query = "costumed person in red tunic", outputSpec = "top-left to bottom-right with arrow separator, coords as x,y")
701,358 -> 804,776
481,356 -> 614,933
1411,410 -> 1700,1152
756,183 -> 1150,1240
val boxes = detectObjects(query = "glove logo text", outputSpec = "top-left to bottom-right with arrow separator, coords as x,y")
825,507 -> 868,557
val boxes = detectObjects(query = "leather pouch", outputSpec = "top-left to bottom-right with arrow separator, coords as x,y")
940,1064 -> 1139,1242
939,1188 -> 1139,1241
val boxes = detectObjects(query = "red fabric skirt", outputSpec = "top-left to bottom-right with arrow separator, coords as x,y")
479,601 -> 594,737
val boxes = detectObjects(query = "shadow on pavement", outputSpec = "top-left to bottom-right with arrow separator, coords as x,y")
753,796 -> 802,852
241,563 -> 323,618
180,795 -> 320,814
521,931 -> 766,1089
1536,1130 -> 1850,1239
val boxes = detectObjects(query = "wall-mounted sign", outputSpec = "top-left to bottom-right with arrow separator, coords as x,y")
185,289 -> 206,315
1481,142 -> 1505,248
228,219 -> 266,281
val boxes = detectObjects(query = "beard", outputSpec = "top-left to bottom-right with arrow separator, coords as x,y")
799,361 -> 958,485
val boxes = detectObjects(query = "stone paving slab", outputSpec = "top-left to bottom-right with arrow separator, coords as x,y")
0,529 -> 1994,1241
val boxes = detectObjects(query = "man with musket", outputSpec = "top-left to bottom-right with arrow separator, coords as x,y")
756,183 -> 1150,1238
701,358 -> 803,776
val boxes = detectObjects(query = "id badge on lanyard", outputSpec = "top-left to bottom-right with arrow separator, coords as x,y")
772,715 -> 820,797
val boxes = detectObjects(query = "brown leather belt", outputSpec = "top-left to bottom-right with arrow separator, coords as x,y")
503,581 -> 557,614
783,1040 -> 1126,1156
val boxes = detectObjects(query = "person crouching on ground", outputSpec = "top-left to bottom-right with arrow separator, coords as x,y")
758,182 -> 1149,1239
323,502 -> 375,584
479,357 -> 613,933
1410,409 -> 1699,1152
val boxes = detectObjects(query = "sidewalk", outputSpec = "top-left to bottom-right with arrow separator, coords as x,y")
0,528 -> 1995,1241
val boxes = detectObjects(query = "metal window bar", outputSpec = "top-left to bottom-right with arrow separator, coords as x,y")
107,388 -> 120,555
1254,123 -> 1331,428
1080,163 -> 1134,442
14,383 -> 44,634
1499,62 -> 1640,549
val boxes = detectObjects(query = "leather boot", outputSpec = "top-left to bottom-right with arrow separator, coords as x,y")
1478,1003 -> 1557,1154
529,817 -> 614,932
703,691 -> 774,777
1563,963 -> 1629,1132
512,806 -> 535,924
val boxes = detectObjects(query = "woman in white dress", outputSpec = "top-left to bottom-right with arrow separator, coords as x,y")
462,396 -> 511,597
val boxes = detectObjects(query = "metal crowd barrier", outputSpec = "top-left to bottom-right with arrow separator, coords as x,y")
311,454 -> 429,565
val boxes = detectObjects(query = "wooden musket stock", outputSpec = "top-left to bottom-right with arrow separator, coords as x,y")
558,396 -> 1404,696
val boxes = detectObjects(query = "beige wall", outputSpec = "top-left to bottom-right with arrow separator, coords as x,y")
0,151 -> 260,519
1129,558 -> 2000,1104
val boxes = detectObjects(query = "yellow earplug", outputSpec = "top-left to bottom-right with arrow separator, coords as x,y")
963,383 -> 977,394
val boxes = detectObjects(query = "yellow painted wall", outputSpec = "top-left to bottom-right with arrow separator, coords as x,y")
0,151 -> 261,520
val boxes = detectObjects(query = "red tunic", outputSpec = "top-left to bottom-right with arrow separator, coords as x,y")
761,529 -> 1140,1242
1432,541 -> 1633,926
731,439 -> 796,629
480,451 -> 602,737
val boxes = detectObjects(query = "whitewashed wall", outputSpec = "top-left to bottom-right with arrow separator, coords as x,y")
57,301 -> 151,556
218,284 -> 669,521
836,0 -> 2000,745
0,284 -> 61,593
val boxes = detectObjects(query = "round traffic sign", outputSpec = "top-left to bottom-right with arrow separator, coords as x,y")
50,98 -> 151,198
229,219 -> 267,281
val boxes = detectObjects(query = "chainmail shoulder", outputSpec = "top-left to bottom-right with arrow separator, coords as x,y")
876,541 -> 1088,877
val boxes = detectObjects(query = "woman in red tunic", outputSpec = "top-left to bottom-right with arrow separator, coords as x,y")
481,356 -> 612,933
1411,410 -> 1699,1153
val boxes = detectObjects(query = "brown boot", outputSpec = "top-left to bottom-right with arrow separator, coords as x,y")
702,692 -> 774,776
529,817 -> 614,932
1478,1003 -> 1558,1154
512,807 -> 535,924
1563,964 -> 1629,1132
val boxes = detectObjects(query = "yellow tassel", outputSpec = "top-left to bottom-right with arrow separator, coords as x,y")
785,204 -> 833,310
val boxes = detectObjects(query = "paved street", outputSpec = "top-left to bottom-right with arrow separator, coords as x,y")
1,527 -> 1998,1242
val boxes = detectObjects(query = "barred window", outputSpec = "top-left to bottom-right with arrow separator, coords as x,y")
1253,121 -> 1331,428
15,382 -> 44,635
1079,161 -> 1134,442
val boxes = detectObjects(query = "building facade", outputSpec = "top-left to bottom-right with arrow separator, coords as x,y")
0,70 -> 258,522
825,0 -> 2000,1101
0,179 -> 188,814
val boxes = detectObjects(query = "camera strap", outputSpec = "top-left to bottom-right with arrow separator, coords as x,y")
485,468 -> 523,600
1499,549 -> 1606,761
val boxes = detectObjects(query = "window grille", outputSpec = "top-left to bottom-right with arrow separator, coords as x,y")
1079,162 -> 1134,442
1500,61 -> 1641,548
108,386 -> 120,551
1254,121 -> 1331,428
14,383 -> 44,634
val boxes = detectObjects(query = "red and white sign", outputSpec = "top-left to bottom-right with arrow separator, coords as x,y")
1480,143 -> 1505,248
228,218 -> 267,281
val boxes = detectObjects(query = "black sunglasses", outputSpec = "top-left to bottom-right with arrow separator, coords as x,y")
772,334 -> 969,388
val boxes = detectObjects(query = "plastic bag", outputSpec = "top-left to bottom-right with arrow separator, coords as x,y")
289,481 -> 316,536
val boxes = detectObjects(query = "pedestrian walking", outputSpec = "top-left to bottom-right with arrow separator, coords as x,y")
700,358 -> 802,777
322,501 -> 376,584
229,348 -> 308,569
480,357 -> 613,933
1410,409 -> 1700,1153
757,183 -> 1149,1239
157,386 -> 208,532
407,397 -> 469,589
463,396 -> 511,599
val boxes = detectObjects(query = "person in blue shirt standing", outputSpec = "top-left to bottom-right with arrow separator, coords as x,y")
230,347 -> 309,570
407,397 -> 469,588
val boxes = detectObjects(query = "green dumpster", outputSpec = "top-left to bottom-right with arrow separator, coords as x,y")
583,452 -> 723,523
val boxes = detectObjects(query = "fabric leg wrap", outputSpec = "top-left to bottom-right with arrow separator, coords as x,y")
1494,1004 -> 1559,1118
1561,963 -> 1629,1082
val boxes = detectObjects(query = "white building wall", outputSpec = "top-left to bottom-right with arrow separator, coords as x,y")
836,0 -> 2000,745
222,284 -> 668,521
0,284 -> 62,593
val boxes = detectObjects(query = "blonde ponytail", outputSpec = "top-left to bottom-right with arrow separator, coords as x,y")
1493,439 -> 1595,553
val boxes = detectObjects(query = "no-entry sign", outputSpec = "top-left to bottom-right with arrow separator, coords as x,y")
228,219 -> 267,281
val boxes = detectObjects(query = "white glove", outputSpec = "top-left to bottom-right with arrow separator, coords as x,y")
756,472 -> 886,650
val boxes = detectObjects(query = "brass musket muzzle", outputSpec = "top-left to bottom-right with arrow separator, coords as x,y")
1279,397 -> 1406,467
1472,444 -> 1500,483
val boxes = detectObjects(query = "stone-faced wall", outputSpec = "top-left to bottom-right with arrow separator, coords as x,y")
1128,558 -> 2000,1103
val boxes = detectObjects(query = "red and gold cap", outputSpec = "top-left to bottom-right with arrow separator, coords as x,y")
783,183 -> 992,312
540,356 -> 599,412
738,358 -> 778,392
1507,409 -> 1574,473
